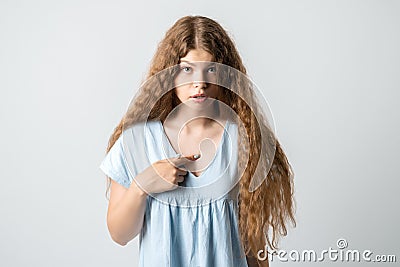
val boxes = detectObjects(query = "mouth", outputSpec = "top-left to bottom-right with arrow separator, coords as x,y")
190,93 -> 207,98
190,94 -> 208,103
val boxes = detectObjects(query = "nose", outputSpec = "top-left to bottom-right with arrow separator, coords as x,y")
192,71 -> 207,89
193,81 -> 207,89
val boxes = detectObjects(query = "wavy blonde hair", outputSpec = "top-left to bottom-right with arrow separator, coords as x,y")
104,15 -> 295,266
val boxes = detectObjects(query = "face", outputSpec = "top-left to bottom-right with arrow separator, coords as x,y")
174,49 -> 221,108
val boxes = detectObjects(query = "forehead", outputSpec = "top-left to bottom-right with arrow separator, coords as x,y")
180,49 -> 214,62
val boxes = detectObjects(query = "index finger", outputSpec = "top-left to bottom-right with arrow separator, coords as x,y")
170,154 -> 201,166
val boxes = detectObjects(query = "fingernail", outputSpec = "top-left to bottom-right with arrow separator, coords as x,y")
176,153 -> 182,159
193,154 -> 201,159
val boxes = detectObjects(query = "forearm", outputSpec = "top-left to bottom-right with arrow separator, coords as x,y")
107,181 -> 147,245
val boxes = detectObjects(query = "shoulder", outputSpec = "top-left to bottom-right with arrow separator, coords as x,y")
226,119 -> 238,134
122,120 -> 162,143
123,120 -> 160,133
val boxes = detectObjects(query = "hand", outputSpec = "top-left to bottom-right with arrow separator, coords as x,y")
134,154 -> 200,194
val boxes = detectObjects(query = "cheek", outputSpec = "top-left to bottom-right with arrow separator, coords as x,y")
209,86 -> 221,98
174,86 -> 187,100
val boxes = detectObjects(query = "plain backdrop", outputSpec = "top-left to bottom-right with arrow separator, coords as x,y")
1,0 -> 399,266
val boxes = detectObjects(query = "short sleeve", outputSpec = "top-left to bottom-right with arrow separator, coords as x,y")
99,135 -> 133,189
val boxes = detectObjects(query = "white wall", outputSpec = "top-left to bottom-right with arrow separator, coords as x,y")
0,0 -> 398,266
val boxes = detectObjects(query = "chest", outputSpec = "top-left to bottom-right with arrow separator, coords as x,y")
163,123 -> 226,177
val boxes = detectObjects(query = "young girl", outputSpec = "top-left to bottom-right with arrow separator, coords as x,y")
100,15 -> 295,267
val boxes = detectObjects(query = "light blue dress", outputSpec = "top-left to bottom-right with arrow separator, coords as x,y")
100,120 -> 248,267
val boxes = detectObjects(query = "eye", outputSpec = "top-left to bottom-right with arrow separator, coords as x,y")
180,66 -> 192,73
207,66 -> 216,73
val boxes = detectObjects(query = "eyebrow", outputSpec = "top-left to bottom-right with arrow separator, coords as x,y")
179,60 -> 216,67
179,60 -> 195,66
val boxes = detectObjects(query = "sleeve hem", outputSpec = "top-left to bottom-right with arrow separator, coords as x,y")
99,164 -> 131,189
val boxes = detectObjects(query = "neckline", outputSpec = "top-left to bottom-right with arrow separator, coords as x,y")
157,119 -> 229,179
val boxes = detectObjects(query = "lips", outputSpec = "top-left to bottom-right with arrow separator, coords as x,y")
190,93 -> 207,98
190,93 -> 208,103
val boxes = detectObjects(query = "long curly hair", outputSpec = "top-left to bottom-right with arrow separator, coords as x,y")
104,15 -> 295,266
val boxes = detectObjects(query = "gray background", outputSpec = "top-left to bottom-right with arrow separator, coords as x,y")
1,0 -> 399,266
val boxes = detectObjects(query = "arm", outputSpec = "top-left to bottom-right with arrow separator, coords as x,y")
106,179 -> 147,246
105,155 -> 197,246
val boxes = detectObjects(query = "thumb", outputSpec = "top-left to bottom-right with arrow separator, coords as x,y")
170,153 -> 201,166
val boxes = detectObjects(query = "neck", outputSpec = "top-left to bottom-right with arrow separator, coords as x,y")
169,100 -> 221,130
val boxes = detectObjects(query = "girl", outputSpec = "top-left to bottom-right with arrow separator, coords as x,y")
100,15 -> 295,267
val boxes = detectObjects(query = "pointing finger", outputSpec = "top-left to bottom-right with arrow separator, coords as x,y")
170,154 -> 201,166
